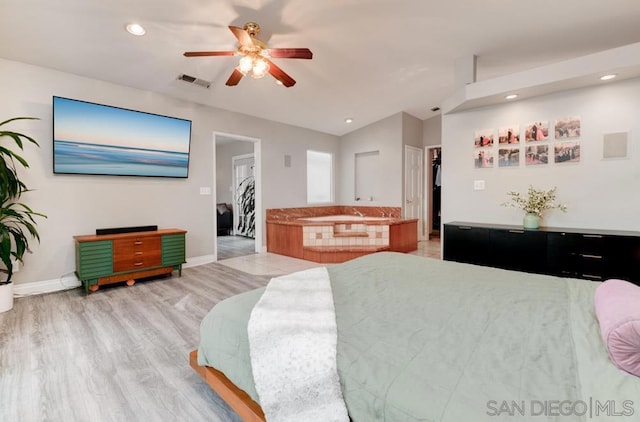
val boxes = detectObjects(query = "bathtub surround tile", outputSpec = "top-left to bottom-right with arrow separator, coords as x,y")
266,205 -> 402,221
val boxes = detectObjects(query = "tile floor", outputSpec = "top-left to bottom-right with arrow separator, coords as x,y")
217,237 -> 442,276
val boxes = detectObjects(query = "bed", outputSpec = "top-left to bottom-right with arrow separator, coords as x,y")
192,252 -> 640,421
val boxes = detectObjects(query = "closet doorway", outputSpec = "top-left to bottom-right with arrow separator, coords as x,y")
214,132 -> 262,261
425,146 -> 442,239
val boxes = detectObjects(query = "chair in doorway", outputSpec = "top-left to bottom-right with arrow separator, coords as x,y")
216,203 -> 233,236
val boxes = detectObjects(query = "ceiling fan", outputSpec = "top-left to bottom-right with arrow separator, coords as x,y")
184,22 -> 312,88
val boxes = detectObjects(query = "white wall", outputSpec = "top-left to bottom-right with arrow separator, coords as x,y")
338,113 -> 403,206
216,141 -> 255,205
402,113 -> 423,149
442,77 -> 640,231
423,115 -> 442,147
0,58 -> 339,286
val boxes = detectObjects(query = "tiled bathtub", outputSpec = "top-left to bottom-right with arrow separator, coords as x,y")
266,206 -> 418,263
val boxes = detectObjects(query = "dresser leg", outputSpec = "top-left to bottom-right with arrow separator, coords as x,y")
126,279 -> 135,286
89,284 -> 99,292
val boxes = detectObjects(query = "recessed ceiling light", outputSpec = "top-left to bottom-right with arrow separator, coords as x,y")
505,94 -> 518,100
600,74 -> 617,81
345,118 -> 353,124
125,23 -> 146,36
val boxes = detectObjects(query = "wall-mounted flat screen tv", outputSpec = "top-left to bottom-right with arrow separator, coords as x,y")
53,96 -> 192,178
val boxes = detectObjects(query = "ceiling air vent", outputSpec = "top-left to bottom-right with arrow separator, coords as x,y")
177,73 -> 211,88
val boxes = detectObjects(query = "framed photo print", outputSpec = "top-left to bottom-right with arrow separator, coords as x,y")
554,142 -> 580,163
554,117 -> 580,139
525,145 -> 549,166
474,129 -> 494,148
498,148 -> 519,167
475,149 -> 494,168
499,125 -> 520,144
525,121 -> 548,142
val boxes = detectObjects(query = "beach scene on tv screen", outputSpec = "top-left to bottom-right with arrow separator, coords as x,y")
53,97 -> 191,177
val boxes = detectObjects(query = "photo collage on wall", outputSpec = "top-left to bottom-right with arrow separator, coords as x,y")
474,116 -> 581,168
474,129 -> 495,168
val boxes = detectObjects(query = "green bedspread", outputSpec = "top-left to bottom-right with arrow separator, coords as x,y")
198,252 -> 640,421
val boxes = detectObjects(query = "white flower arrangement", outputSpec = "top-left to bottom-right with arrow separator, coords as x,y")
502,186 -> 567,217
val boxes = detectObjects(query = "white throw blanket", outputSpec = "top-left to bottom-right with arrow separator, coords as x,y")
247,267 -> 349,422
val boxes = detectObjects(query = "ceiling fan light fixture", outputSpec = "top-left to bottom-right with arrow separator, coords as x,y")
238,55 -> 254,74
184,22 -> 310,87
251,58 -> 270,79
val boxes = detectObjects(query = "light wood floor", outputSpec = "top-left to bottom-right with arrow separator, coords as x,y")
0,264 -> 271,422
217,235 -> 256,260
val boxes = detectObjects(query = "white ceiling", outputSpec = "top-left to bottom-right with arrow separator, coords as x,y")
2,0 -> 640,136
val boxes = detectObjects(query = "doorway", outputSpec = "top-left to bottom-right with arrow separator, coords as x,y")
214,132 -> 262,261
425,146 -> 442,239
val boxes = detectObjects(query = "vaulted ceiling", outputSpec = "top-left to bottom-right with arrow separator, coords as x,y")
2,0 -> 640,135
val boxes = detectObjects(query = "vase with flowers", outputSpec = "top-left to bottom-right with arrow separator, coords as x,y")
502,186 -> 567,229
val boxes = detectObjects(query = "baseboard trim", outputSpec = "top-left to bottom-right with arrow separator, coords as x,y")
183,254 -> 215,268
13,276 -> 81,297
13,254 -> 216,297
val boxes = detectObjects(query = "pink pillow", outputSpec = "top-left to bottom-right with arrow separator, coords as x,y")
594,279 -> 640,376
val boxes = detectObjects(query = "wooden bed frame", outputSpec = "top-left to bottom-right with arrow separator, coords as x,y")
189,350 -> 266,422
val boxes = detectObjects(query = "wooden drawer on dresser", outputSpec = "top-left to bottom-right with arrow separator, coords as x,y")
113,236 -> 162,272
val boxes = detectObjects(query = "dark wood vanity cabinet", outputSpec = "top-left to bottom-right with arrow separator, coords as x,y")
444,222 -> 640,285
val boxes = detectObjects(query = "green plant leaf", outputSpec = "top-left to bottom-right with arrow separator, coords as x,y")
0,117 -> 45,283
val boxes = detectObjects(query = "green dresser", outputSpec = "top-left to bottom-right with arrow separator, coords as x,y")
74,228 -> 187,293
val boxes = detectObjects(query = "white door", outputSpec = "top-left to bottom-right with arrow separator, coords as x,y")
404,145 -> 423,238
232,154 -> 255,237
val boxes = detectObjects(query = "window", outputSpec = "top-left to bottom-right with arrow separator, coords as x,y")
307,150 -> 333,203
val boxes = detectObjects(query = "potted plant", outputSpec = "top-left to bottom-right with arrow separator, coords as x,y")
0,117 -> 46,313
502,185 -> 567,229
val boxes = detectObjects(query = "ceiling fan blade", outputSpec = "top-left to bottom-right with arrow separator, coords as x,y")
229,25 -> 254,47
266,59 -> 296,87
183,51 -> 236,57
226,68 -> 244,86
268,48 -> 313,60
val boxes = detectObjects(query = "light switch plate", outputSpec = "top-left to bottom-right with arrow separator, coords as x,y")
199,187 -> 212,195
473,180 -> 485,190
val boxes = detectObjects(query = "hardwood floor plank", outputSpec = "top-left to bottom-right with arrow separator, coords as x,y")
0,263 -> 268,422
